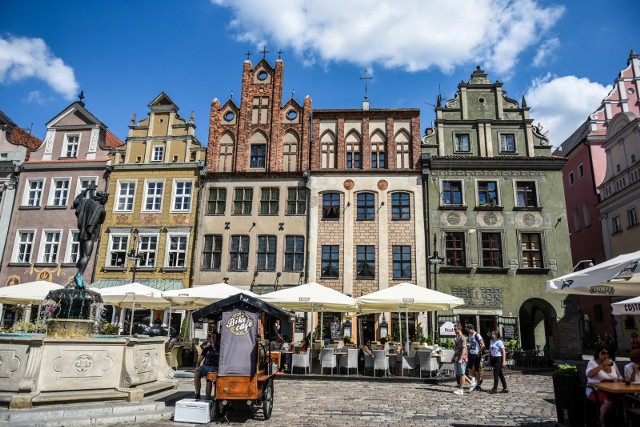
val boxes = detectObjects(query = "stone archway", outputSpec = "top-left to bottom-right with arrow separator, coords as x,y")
519,298 -> 557,351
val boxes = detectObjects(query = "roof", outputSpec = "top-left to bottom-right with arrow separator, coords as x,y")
193,293 -> 294,323
105,130 -> 124,148
8,126 -> 42,151
89,278 -> 184,292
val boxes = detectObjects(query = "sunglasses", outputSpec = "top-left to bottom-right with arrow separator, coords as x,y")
600,351 -> 609,355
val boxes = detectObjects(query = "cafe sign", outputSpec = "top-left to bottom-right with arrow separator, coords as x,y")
439,321 -> 456,337
225,312 -> 254,336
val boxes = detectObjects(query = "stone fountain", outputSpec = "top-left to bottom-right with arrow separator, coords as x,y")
0,187 -> 176,409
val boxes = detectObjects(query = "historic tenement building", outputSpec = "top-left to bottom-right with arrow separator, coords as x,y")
307,99 -> 425,343
92,93 -> 205,329
194,57 -> 311,302
422,67 -> 576,355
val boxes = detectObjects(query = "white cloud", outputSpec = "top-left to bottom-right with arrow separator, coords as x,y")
0,35 -> 79,100
526,75 -> 611,146
532,38 -> 560,67
211,0 -> 564,77
26,90 -> 48,104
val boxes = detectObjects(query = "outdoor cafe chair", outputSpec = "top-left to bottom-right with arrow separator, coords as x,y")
372,349 -> 389,377
364,353 -> 374,375
320,348 -> 337,375
291,352 -> 311,375
439,349 -> 455,376
401,355 -> 416,376
340,348 -> 359,375
417,351 -> 438,378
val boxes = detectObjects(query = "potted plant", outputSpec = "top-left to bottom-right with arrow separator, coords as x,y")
552,364 -> 583,426
342,335 -> 352,345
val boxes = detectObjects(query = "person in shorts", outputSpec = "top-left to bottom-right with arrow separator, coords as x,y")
194,335 -> 219,400
452,323 -> 475,394
465,324 -> 484,390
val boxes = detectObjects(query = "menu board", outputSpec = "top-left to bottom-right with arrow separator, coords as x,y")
295,316 -> 306,333
503,325 -> 515,340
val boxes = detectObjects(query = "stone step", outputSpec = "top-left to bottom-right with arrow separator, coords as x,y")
1,407 -> 175,426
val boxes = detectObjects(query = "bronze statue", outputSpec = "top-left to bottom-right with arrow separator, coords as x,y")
71,184 -> 108,288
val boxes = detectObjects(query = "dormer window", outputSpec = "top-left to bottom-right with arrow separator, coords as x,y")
454,133 -> 470,152
64,134 -> 79,157
152,145 -> 164,162
499,133 -> 516,153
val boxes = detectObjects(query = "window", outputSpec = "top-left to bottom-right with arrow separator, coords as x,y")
357,193 -> 375,220
442,181 -> 463,205
202,235 -> 223,270
284,236 -> 304,272
40,231 -> 61,263
632,154 -> 637,164
321,133 -> 336,169
138,235 -> 158,267
569,172 -> 575,186
172,180 -> 193,212
578,164 -> 584,177
252,96 -> 269,125
233,188 -> 253,215
322,193 -> 340,219
583,203 -> 592,227
66,230 -> 80,263
282,132 -> 299,172
520,232 -> 543,268
629,208 -> 638,228
230,235 -> 250,271
144,180 -> 164,212
391,192 -> 410,220
392,245 -> 412,279
454,133 -> 470,152
218,134 -> 234,172
346,134 -> 361,169
371,132 -> 386,169
77,177 -> 98,197
207,188 -> 226,215
480,232 -> 503,267
321,245 -> 340,278
116,181 -> 136,212
445,232 -> 466,266
260,188 -> 279,215
50,179 -> 70,206
356,245 -> 375,279
63,134 -> 79,157
166,235 -> 187,267
573,209 -> 581,232
250,144 -> 266,168
152,146 -> 164,162
257,235 -> 277,271
14,231 -> 34,263
499,133 -> 516,152
612,216 -> 622,234
396,131 -> 412,169
515,181 -> 538,208
477,181 -> 498,206
286,188 -> 306,215
108,235 -> 128,267
25,180 -> 44,207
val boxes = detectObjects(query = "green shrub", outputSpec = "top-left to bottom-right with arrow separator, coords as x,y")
97,321 -> 121,335
10,320 -> 46,333
342,335 -> 352,344
505,339 -> 520,351
553,364 -> 578,377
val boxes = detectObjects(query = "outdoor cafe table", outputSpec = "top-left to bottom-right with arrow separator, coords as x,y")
592,381 -> 640,425
334,352 -> 347,373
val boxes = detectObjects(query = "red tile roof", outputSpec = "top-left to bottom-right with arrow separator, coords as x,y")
105,130 -> 124,148
8,127 -> 43,160
26,158 -> 111,164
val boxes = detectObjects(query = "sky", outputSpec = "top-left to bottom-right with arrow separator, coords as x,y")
1,0 -> 639,148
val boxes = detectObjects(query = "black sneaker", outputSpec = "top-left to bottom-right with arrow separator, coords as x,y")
194,394 -> 201,400
474,385 -> 482,391
490,388 -> 498,394
501,388 -> 509,393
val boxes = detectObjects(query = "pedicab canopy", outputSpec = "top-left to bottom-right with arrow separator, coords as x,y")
193,293 -> 294,377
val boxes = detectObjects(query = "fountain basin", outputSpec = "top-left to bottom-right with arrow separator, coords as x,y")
47,319 -> 94,339
0,334 -> 177,408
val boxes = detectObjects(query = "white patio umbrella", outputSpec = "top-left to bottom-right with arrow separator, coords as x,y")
612,296 -> 640,315
0,280 -> 63,305
547,250 -> 640,296
162,283 -> 258,309
356,282 -> 465,351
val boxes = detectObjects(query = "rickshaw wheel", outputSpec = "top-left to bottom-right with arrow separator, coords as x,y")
214,399 -> 227,418
262,378 -> 273,420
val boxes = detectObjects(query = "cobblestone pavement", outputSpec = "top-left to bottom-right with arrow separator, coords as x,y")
134,371 -> 558,427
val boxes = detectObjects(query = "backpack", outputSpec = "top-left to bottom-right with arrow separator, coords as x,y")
470,332 -> 483,353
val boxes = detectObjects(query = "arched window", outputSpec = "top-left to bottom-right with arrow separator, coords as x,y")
346,131 -> 361,169
218,133 -> 235,172
395,130 -> 411,169
249,132 -> 268,169
282,131 -> 299,172
371,130 -> 386,169
321,131 -> 336,169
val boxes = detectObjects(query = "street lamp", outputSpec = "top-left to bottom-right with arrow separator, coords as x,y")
573,259 -> 594,271
128,229 -> 145,284
428,233 -> 444,343
379,314 -> 388,338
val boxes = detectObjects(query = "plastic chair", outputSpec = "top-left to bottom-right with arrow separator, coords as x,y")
364,353 -> 374,375
417,351 -> 437,378
320,348 -> 337,375
439,349 -> 455,376
340,348 -> 359,376
401,355 -> 416,376
292,352 -> 311,375
166,346 -> 180,370
372,350 -> 389,377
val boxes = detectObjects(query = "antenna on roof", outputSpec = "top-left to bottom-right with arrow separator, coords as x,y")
230,91 -> 233,101
292,89 -> 295,99
360,69 -> 372,100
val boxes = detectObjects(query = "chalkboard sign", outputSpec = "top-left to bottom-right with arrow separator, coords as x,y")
503,325 -> 515,340
295,316 -> 305,333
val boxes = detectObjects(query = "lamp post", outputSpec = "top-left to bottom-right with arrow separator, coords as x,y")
128,229 -> 145,284
126,291 -> 136,336
379,314 -> 388,338
428,233 -> 444,343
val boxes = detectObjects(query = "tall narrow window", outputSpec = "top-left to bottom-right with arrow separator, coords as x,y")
445,232 -> 466,266
356,245 -> 375,279
480,232 -> 502,267
391,192 -> 410,220
499,134 -> 516,152
50,179 -> 70,206
40,231 -> 61,263
26,180 -> 44,207
322,193 -> 340,219
144,181 -> 164,212
250,144 -> 267,168
515,181 -> 538,208
371,131 -> 386,169
520,232 -> 543,268
442,181 -> 463,205
202,235 -> 223,270
172,181 -> 192,212
66,230 -> 80,263
284,236 -> 304,272
116,181 -> 135,212
286,188 -> 306,215
64,134 -> 79,157
218,134 -> 234,172
477,181 -> 498,206
108,235 -> 128,267
233,188 -> 253,215
395,131 -> 411,169
454,133 -> 470,152
138,235 -> 157,267
282,132 -> 299,172
357,193 -> 375,220
612,216 -> 622,233
346,133 -> 361,169
152,146 -> 164,162
321,132 -> 336,169
260,188 -> 279,215
207,188 -> 226,215
15,231 -> 34,263
252,96 -> 269,125
230,235 -> 250,271
569,172 -> 575,186
167,235 -> 188,267
628,208 -> 638,228
321,245 -> 340,278
257,235 -> 277,271
392,245 -> 412,279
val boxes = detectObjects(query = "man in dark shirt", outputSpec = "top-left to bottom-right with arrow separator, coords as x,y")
194,336 -> 219,400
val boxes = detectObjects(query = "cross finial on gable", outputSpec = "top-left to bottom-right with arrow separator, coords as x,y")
261,45 -> 269,59
78,91 -> 85,102
246,50 -> 252,61
360,70 -> 372,100
277,49 -> 284,60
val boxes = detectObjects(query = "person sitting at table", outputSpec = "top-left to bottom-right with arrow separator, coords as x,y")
280,335 -> 292,372
625,349 -> 640,383
299,336 -> 310,353
194,335 -> 219,400
167,334 -> 182,351
362,340 -> 374,358
586,343 -> 622,427
270,335 -> 284,351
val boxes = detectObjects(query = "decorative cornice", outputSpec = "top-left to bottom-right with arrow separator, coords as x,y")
428,156 -> 566,171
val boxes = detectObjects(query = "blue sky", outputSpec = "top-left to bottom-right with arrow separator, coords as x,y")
1,0 -> 639,148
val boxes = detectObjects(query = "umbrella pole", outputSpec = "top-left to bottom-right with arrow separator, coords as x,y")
129,295 -> 136,336
167,304 -> 172,338
310,308 -> 314,371
405,308 -> 409,354
398,311 -> 402,353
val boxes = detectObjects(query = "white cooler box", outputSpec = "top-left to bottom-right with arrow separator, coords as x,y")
174,398 -> 214,424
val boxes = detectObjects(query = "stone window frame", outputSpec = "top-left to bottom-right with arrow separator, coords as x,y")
64,229 -> 80,264
171,179 -> 193,213
206,187 -> 227,215
23,178 -> 45,207
478,231 -> 504,268
13,229 -> 35,263
513,180 -> 539,209
498,132 -> 517,153
320,131 -> 337,169
284,235 -> 305,272
256,235 -> 277,271
476,179 -> 500,207
165,232 -> 188,268
321,245 -> 340,278
201,234 -> 223,271
61,133 -> 80,158
75,176 -> 98,198
371,130 -> 386,169
115,180 -> 136,213
628,208 -> 638,228
286,187 -> 306,215
138,232 -> 159,268
453,133 -> 471,153
233,187 -> 253,215
259,187 -> 279,215
229,235 -> 250,271
107,233 -> 129,267
38,229 -> 62,264
151,145 -> 164,162
142,179 -> 165,213
441,179 -> 465,207
517,231 -> 546,269
356,245 -> 375,279
444,231 -> 467,267
48,177 -> 71,207
612,215 -> 622,234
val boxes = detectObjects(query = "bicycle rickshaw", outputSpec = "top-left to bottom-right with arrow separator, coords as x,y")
192,293 -> 293,420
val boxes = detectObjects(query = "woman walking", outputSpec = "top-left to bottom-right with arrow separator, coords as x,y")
489,330 -> 508,394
